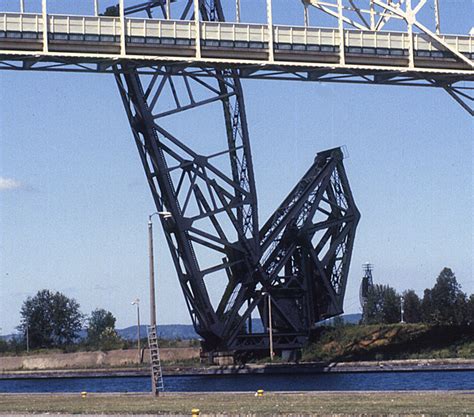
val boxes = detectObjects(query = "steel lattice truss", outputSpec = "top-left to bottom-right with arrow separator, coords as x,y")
301,0 -> 474,113
112,0 -> 360,357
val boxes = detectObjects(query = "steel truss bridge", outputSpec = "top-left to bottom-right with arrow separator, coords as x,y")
1,0 -> 472,362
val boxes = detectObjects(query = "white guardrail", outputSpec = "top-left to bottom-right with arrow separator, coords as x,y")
1,12 -> 473,55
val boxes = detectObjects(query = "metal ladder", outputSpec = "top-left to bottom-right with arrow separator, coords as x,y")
147,325 -> 164,394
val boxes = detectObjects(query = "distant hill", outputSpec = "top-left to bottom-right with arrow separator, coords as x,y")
318,313 -> 362,326
119,320 -> 266,341
118,324 -> 198,340
1,315 -> 361,342
0,326 -> 199,342
340,313 -> 362,324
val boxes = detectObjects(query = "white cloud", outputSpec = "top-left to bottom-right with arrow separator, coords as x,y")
0,177 -> 23,191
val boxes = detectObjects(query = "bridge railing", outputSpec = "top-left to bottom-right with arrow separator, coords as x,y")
1,12 -> 473,58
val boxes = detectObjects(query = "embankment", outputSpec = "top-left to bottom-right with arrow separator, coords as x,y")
0,347 -> 199,373
1,352 -> 473,379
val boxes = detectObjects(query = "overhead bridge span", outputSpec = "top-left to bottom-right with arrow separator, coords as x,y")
1,12 -> 473,78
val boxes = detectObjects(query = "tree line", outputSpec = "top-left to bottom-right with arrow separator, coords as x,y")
0,289 -> 123,352
362,267 -> 474,326
2,267 -> 472,353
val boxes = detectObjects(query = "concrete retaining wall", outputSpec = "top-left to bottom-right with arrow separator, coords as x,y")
0,348 -> 199,371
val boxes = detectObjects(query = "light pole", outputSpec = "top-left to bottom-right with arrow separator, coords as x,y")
26,319 -> 29,353
131,298 -> 141,362
148,210 -> 172,396
148,211 -> 172,329
262,292 -> 274,361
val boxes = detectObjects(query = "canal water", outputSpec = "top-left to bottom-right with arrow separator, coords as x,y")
1,371 -> 473,393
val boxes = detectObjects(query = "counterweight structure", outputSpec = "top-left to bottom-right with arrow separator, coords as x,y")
1,0 -> 472,359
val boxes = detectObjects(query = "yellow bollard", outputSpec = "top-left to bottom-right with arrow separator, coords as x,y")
191,408 -> 200,416
81,391 -> 87,398
256,389 -> 264,397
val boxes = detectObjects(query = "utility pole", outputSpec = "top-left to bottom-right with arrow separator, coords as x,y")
148,211 -> 171,395
263,292 -> 274,361
26,320 -> 29,353
148,211 -> 172,329
268,293 -> 274,361
400,295 -> 405,324
148,217 -> 157,328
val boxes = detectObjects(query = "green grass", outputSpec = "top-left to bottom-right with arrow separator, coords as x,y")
0,392 -> 473,415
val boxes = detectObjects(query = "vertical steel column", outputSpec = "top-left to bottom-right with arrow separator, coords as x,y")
337,0 -> 345,64
166,0 -> 171,20
266,0 -> 274,62
94,0 -> 99,17
304,3 -> 309,27
434,0 -> 440,34
41,0 -> 48,53
369,0 -> 375,30
406,0 -> 415,68
194,0 -> 201,58
20,0 -> 24,13
236,0 -> 241,23
119,0 -> 126,56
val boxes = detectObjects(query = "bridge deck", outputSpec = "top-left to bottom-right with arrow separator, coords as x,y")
0,12 -> 473,75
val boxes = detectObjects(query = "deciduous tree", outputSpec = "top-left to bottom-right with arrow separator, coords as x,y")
18,290 -> 83,348
402,290 -> 422,323
423,268 -> 467,325
363,284 -> 401,324
466,294 -> 474,326
87,308 -> 121,350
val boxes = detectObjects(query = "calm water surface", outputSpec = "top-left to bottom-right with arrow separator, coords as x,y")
1,371 -> 473,393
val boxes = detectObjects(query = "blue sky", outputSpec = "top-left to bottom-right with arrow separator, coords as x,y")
0,0 -> 473,334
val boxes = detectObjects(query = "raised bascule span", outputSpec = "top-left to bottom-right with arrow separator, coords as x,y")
1,0 -> 472,367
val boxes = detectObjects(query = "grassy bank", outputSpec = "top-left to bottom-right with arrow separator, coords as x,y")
0,392 -> 473,415
2,325 -> 473,371
302,324 -> 474,362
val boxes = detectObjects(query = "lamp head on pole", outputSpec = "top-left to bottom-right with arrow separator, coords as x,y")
131,298 -> 140,306
149,211 -> 173,223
